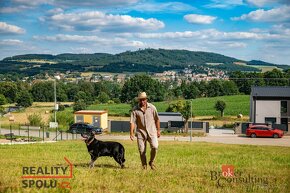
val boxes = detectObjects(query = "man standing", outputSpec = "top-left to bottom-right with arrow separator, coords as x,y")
130,92 -> 160,170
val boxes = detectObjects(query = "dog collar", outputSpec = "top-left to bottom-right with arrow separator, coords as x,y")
86,137 -> 95,146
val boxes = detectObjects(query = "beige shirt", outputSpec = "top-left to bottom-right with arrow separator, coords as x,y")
130,103 -> 159,137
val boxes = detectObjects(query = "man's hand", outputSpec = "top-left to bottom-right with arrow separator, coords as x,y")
130,133 -> 134,141
157,130 -> 161,138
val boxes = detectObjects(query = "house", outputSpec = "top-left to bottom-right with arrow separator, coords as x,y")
250,86 -> 290,131
74,110 -> 108,129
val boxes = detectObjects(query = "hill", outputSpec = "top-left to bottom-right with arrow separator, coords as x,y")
1,49 -> 288,75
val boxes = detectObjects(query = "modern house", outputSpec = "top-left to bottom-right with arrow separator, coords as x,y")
74,110 -> 108,129
250,86 -> 290,131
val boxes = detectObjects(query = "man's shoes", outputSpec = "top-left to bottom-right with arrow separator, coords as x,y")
149,161 -> 156,170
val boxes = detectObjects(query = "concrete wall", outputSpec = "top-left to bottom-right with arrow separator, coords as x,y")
256,100 -> 281,124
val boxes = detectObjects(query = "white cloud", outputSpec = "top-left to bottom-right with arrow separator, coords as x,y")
0,39 -> 23,46
53,0 -> 139,8
232,5 -> 290,22
206,0 -> 244,8
33,34 -> 146,48
184,14 -> 217,24
0,22 -> 25,34
43,11 -> 164,32
245,0 -> 290,7
0,0 -> 139,13
123,28 -> 289,42
129,2 -> 195,12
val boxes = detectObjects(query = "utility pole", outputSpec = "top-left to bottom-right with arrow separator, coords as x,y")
190,99 -> 192,142
54,79 -> 57,123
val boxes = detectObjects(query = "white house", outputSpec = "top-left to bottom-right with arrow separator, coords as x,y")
250,86 -> 290,131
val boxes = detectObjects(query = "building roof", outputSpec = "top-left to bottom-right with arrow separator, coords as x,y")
158,112 -> 182,116
74,110 -> 107,115
251,86 -> 290,98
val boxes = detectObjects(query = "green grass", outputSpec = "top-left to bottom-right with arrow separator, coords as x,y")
0,140 -> 289,193
88,95 -> 250,117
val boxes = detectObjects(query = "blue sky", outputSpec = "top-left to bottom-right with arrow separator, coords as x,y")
0,0 -> 290,64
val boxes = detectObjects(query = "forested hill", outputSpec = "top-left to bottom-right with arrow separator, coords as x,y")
1,49 -> 288,75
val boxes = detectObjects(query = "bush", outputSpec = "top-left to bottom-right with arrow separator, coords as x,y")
58,104 -> 65,111
107,100 -> 115,104
49,111 -> 74,130
112,98 -> 121,104
0,106 -> 5,115
223,123 -> 235,128
28,113 -> 44,126
0,94 -> 7,105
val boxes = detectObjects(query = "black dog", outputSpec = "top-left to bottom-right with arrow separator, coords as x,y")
81,132 -> 125,168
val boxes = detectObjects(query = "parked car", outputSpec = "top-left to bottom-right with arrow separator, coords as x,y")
246,125 -> 284,138
68,122 -> 102,134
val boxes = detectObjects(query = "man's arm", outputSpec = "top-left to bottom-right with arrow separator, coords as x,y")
155,119 -> 161,138
130,123 -> 135,141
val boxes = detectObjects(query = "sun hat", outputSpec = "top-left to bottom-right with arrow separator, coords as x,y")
137,92 -> 147,100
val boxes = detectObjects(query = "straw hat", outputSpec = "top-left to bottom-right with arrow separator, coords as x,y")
137,92 -> 147,100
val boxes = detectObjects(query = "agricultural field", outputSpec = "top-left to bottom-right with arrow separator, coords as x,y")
0,95 -> 249,128
0,140 -> 289,193
89,95 -> 250,117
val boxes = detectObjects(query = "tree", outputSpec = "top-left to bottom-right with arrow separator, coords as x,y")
0,94 -> 7,105
31,81 -> 54,102
0,82 -> 18,103
73,100 -> 87,112
74,91 -> 89,105
222,80 -> 239,95
98,92 -> 110,103
207,79 -> 224,97
183,82 -> 199,99
120,74 -> 166,103
16,90 -> 33,108
215,100 -> 226,117
166,100 -> 192,133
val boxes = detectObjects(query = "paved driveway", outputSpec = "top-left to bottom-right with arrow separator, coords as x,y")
1,128 -> 289,147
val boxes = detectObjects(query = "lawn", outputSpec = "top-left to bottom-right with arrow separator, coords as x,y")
0,140 -> 289,193
88,95 -> 250,117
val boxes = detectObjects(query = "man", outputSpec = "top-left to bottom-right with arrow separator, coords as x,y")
130,92 -> 160,170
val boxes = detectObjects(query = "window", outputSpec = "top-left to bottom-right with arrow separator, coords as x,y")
265,117 -> 276,124
281,101 -> 287,113
76,115 -> 84,122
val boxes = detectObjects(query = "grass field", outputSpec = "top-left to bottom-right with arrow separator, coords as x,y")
0,140 -> 289,193
88,95 -> 250,117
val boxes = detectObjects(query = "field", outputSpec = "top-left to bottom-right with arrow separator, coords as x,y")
0,140 -> 289,193
0,95 -> 249,128
89,95 -> 250,117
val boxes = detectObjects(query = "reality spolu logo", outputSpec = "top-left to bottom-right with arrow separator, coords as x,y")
21,157 -> 73,189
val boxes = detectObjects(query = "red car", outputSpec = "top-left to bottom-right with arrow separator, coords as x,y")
246,125 -> 284,138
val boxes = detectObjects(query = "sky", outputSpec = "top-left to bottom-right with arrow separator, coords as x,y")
0,0 -> 290,64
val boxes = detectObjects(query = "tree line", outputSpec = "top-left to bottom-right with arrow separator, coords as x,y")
0,69 -> 289,111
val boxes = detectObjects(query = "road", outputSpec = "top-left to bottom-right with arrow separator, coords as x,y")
1,128 -> 289,147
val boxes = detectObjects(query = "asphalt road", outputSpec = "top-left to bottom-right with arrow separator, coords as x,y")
1,128 -> 289,147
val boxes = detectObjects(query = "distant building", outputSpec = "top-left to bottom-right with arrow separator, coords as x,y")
74,110 -> 108,129
250,86 -> 290,131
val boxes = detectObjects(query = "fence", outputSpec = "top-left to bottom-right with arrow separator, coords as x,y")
0,124 -> 83,143
109,120 -> 209,133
